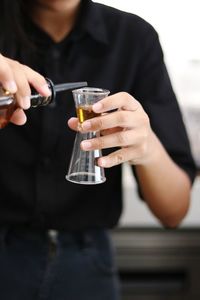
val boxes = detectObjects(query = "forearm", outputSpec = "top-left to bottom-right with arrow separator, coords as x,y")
135,133 -> 191,228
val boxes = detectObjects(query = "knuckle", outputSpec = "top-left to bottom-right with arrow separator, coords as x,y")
0,66 -> 8,77
143,112 -> 150,125
138,143 -> 147,156
116,131 -> 126,145
23,65 -> 46,84
133,99 -> 141,109
139,114 -> 150,130
21,65 -> 32,73
115,153 -> 124,165
22,65 -> 38,79
120,91 -> 136,104
96,137 -> 105,149
116,111 -> 126,124
15,77 -> 31,96
136,99 -> 141,105
106,150 -> 125,167
120,91 -> 129,99
0,59 -> 11,75
21,86 -> 31,97
141,128 -> 149,140
33,72 -> 46,84
95,117 -> 104,130
35,73 -> 46,83
12,60 -> 21,70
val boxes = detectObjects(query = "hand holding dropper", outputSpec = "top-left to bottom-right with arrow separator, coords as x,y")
0,78 -> 88,128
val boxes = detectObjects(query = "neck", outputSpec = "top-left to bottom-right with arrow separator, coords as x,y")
31,0 -> 81,42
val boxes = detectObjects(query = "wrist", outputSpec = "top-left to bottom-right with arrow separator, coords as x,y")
129,130 -> 165,167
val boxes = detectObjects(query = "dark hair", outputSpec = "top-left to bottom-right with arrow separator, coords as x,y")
0,0 -> 33,56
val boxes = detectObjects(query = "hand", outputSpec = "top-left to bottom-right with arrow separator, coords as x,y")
0,54 -> 51,125
68,92 -> 157,168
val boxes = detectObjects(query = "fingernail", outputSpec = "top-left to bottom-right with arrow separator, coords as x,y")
23,96 -> 30,109
5,81 -> 17,93
82,121 -> 91,130
41,84 -> 51,96
81,140 -> 92,150
93,102 -> 103,112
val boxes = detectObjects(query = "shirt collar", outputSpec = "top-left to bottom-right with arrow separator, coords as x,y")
73,0 -> 109,45
24,0 -> 109,47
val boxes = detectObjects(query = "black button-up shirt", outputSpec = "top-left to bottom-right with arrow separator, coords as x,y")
0,0 -> 196,230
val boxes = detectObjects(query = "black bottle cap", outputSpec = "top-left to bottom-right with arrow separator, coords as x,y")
45,78 -> 56,104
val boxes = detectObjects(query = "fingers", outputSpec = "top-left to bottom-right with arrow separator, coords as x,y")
22,65 -> 51,96
0,54 -> 52,126
81,128 -> 146,150
81,110 -> 148,132
10,108 -> 27,125
68,117 -> 79,131
80,92 -> 147,132
92,92 -> 140,113
0,55 -> 51,111
0,54 -> 17,93
76,92 -> 152,167
97,147 -> 144,168
10,62 -> 31,109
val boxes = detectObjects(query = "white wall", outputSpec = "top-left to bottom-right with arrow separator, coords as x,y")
94,0 -> 200,106
94,0 -> 200,227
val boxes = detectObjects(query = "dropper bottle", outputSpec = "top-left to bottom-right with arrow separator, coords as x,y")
0,78 -> 87,129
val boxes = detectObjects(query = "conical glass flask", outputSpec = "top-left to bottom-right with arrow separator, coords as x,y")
66,87 -> 110,185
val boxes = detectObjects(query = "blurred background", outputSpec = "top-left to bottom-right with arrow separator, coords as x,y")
94,0 -> 200,228
93,1 -> 200,299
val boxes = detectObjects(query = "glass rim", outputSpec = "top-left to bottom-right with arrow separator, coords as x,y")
72,87 -> 110,96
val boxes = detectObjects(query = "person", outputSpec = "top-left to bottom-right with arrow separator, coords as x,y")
0,0 -> 196,299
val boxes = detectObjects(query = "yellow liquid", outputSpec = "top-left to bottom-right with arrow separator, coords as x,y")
76,106 -> 100,123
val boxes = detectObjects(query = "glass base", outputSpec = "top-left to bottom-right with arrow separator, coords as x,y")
66,172 -> 106,185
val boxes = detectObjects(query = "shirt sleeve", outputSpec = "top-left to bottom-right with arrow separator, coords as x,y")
132,25 -> 197,185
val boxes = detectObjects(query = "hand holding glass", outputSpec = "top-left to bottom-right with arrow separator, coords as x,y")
66,87 -> 110,185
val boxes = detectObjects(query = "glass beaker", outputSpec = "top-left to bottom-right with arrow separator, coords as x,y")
66,87 -> 110,185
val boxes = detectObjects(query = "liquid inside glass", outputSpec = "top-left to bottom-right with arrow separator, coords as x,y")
76,105 -> 100,123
